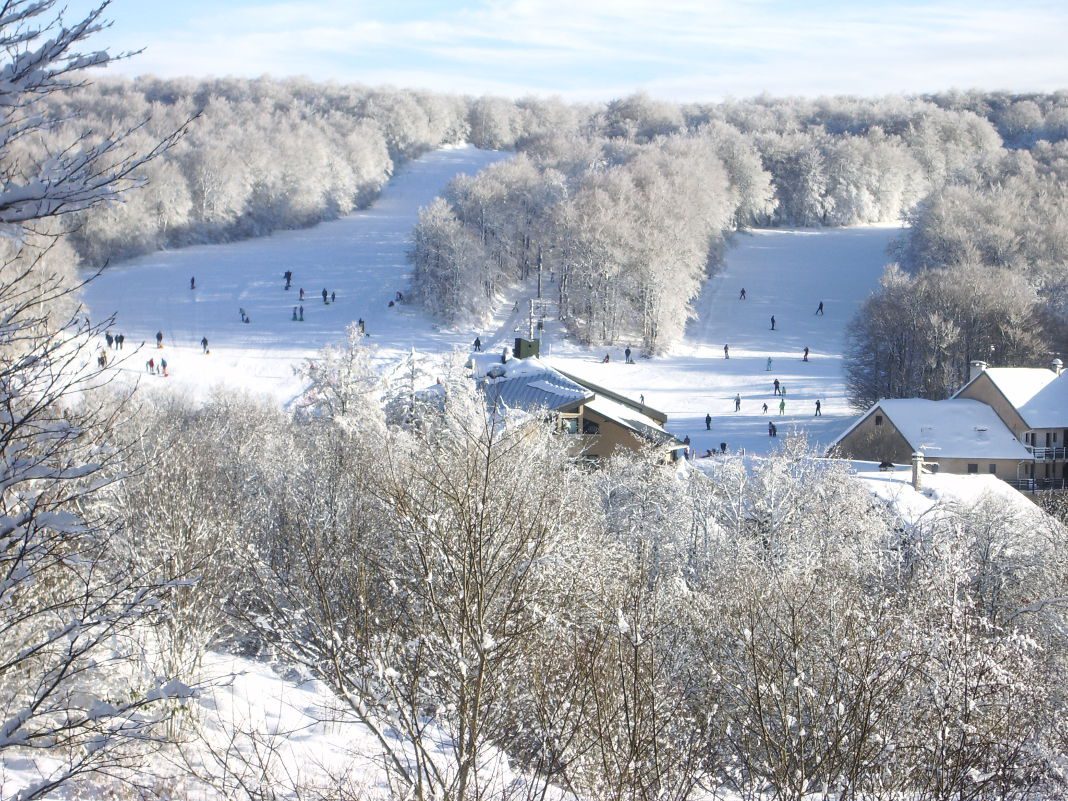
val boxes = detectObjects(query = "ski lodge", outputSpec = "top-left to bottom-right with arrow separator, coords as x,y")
830,358 -> 1068,490
470,350 -> 686,462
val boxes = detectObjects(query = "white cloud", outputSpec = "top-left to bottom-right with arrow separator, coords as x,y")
101,0 -> 1068,99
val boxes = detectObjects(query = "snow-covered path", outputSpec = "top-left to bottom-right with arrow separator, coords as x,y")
83,145 -> 511,402
549,225 -> 902,456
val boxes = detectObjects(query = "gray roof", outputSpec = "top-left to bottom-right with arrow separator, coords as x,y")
480,365 -> 593,413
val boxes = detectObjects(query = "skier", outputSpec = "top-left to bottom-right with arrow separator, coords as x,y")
723,344 -> 730,359
284,270 -> 292,290
815,399 -> 822,416
781,384 -> 786,396
239,307 -> 247,322
705,413 -> 712,430
396,290 -> 404,302
293,307 -> 298,321
155,331 -> 163,348
244,314 -> 250,324
146,358 -> 154,374
105,332 -> 113,349
766,356 -> 772,371
815,301 -> 824,316
762,402 -> 769,414
739,288 -> 746,300
389,300 -> 395,308
779,398 -> 786,415
190,276 -> 196,290
323,288 -> 329,304
768,421 -> 775,437
625,346 -> 632,364
358,318 -> 365,334
734,393 -> 741,412
602,353 -> 610,363
773,378 -> 780,396
299,288 -> 305,301
160,358 -> 168,377
201,336 -> 209,354
770,315 -> 776,331
720,442 -> 727,453
803,346 -> 809,362
640,394 -> 645,405
299,306 -> 304,321
474,336 -> 482,352
331,291 -> 336,303
116,334 -> 124,350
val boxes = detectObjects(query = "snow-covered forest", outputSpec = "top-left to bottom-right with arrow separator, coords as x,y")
5,1 -> 1068,799
412,91 -> 1068,356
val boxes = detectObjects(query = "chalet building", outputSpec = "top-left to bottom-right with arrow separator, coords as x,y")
473,354 -> 685,461
829,398 -> 1032,480
953,358 -> 1068,487
831,358 -> 1068,490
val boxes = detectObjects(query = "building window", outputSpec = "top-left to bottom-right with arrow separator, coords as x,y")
559,415 -> 579,434
582,419 -> 600,435
967,464 -> 979,474
988,464 -> 996,474
875,415 -> 883,426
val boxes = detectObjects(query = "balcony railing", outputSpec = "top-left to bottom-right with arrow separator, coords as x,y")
1026,446 -> 1067,461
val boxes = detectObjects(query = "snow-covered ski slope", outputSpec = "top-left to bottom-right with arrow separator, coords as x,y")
85,144 -> 899,455
83,145 -> 511,403
548,225 -> 901,456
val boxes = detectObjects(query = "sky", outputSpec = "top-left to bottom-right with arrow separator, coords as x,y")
65,0 -> 1068,101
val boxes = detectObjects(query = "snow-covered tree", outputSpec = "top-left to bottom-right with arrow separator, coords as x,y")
0,5 -> 194,796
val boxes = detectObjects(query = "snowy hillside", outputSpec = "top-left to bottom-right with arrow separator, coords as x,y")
82,145 -> 511,404
84,146 -> 898,454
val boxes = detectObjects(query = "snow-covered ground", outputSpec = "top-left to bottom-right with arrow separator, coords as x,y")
82,145 -> 512,406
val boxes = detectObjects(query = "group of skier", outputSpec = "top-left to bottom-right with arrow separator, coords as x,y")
700,288 -> 830,447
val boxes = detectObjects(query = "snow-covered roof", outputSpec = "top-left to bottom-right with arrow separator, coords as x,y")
957,367 -> 1068,429
848,462 -> 1050,528
840,398 -> 1031,460
477,356 -> 592,412
583,394 -> 678,446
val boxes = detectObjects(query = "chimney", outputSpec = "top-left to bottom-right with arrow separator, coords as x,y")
969,360 -> 988,382
911,452 -> 924,492
1052,357 -> 1063,376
